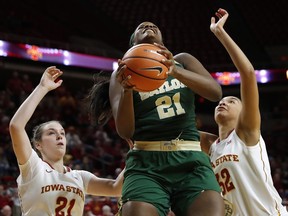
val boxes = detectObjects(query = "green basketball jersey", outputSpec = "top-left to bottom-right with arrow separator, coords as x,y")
132,71 -> 200,141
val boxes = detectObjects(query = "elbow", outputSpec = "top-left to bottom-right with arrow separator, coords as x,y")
116,127 -> 134,140
118,132 -> 134,140
243,66 -> 256,79
214,86 -> 223,101
9,116 -> 26,135
208,85 -> 223,102
9,119 -> 20,133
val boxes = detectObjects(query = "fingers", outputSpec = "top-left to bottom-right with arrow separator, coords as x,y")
154,43 -> 173,60
121,75 -> 135,90
52,69 -> 63,79
46,66 -> 62,75
116,64 -> 126,78
153,44 -> 175,73
115,65 -> 135,90
161,59 -> 174,70
216,8 -> 228,18
44,66 -> 63,83
118,59 -> 125,67
218,8 -> 228,14
41,66 -> 63,90
121,74 -> 131,86
211,17 -> 216,24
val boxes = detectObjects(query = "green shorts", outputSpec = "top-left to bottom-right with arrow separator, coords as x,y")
121,150 -> 221,216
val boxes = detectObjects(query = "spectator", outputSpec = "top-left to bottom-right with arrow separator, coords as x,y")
0,205 -> 12,216
101,205 -> 113,216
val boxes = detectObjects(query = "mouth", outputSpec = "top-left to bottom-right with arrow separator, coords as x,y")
143,28 -> 155,34
217,107 -> 227,111
57,142 -> 64,146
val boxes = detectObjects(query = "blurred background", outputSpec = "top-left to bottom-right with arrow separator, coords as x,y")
0,0 -> 287,215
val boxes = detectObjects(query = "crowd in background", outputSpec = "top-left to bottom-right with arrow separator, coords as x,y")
0,68 -> 287,215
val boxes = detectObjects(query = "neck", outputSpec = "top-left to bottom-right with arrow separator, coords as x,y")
44,159 -> 65,173
218,125 -> 235,141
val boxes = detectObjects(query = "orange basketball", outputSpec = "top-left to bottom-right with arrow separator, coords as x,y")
122,43 -> 169,92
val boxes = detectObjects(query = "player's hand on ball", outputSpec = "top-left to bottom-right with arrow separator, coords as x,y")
121,43 -> 168,92
154,43 -> 177,77
116,60 -> 135,90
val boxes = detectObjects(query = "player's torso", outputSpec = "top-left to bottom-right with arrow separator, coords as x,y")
210,131 -> 286,216
19,162 -> 85,216
132,75 -> 199,141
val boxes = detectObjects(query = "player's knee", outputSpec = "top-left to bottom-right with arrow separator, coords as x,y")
187,190 -> 225,216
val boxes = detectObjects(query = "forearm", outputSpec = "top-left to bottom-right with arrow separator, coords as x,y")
174,67 -> 222,101
211,9 -> 261,140
90,168 -> 124,197
214,28 -> 254,77
116,90 -> 135,139
10,85 -> 49,128
113,168 -> 125,196
214,28 -> 259,106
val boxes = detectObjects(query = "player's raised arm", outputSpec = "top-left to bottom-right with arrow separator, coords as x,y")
9,66 -> 63,164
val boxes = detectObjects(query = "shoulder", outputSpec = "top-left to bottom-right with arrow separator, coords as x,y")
18,150 -> 44,181
19,149 -> 42,169
74,170 -> 95,181
235,127 -> 261,147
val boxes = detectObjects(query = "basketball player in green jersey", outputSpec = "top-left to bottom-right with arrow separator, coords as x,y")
87,22 -> 224,216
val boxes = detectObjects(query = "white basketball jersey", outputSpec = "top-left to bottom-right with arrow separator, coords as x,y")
210,130 -> 288,216
17,150 -> 94,216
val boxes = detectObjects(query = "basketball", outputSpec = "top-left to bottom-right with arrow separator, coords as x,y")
122,43 -> 169,92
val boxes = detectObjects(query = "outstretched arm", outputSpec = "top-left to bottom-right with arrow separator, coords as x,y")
175,53 -> 222,102
211,8 -> 261,145
87,167 -> 125,197
9,66 -> 63,164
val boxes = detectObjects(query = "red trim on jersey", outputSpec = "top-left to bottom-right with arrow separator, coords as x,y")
43,160 -> 70,173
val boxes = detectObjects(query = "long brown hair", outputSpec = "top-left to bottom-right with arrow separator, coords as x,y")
84,73 -> 112,126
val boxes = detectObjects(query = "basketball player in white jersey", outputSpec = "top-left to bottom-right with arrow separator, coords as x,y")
204,8 -> 288,216
9,66 -> 124,216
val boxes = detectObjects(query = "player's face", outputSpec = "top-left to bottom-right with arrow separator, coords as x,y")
133,22 -> 163,45
214,96 -> 242,123
39,122 -> 66,159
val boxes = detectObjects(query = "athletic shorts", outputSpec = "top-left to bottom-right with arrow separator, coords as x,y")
121,150 -> 221,216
